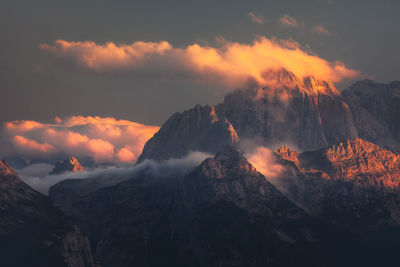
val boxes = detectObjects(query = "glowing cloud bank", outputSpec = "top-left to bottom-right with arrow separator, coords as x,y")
0,116 -> 159,164
41,36 -> 360,88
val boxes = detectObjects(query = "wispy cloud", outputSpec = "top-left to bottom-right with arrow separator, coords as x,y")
279,14 -> 299,28
313,25 -> 331,35
247,12 -> 264,24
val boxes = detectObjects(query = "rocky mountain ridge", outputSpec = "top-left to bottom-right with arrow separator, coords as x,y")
50,143 -> 400,267
273,137 -> 400,229
139,69 -> 400,162
50,157 -> 85,175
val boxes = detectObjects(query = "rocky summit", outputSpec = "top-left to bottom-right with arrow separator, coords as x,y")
138,105 -> 239,162
50,157 -> 85,175
273,137 -> 400,229
138,69 -> 400,162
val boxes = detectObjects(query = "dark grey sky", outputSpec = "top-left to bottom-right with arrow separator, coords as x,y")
1,0 -> 399,125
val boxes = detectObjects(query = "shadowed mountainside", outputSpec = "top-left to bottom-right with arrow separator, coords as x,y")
49,145 -> 399,267
0,160 -> 97,267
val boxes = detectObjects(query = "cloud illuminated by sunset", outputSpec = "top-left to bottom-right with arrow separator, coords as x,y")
313,25 -> 331,35
40,36 -> 360,88
0,116 -> 159,164
279,14 -> 299,28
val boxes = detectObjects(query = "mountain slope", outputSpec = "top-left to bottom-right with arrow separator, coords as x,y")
343,79 -> 400,149
0,159 -> 97,267
50,146 -> 378,267
138,105 -> 239,162
217,70 -> 358,151
138,70 -> 400,162
273,138 -> 400,229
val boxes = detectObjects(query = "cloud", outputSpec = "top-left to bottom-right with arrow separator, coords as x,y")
0,116 -> 159,165
313,25 -> 331,35
280,14 -> 299,28
247,12 -> 264,24
17,163 -> 54,177
245,146 -> 284,179
19,151 -> 211,194
39,40 -> 172,70
40,36 -> 359,86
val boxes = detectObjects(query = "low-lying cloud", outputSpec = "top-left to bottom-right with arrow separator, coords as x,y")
40,36 -> 359,87
245,146 -> 284,179
0,116 -> 159,165
19,151 -> 211,194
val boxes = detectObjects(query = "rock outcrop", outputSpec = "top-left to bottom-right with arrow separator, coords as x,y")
273,138 -> 400,229
50,157 -> 85,175
0,159 -> 97,267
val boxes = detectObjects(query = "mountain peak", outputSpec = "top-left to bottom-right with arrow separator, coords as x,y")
138,105 -> 240,162
256,68 -> 340,96
0,159 -> 16,177
303,75 -> 339,95
50,157 -> 84,175
195,146 -> 257,180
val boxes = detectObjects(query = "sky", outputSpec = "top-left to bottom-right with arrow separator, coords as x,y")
1,0 -> 399,126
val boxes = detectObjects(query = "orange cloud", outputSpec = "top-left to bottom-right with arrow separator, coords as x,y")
245,146 -> 283,178
313,25 -> 331,35
40,40 -> 172,70
247,12 -> 264,24
1,116 -> 159,164
280,14 -> 299,28
40,36 -> 360,86
12,136 -> 54,157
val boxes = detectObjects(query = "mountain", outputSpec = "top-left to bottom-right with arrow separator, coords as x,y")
50,146 -> 385,267
0,159 -> 97,267
343,79 -> 400,149
138,69 -> 400,162
273,137 -> 400,230
138,105 -> 239,162
50,157 -> 85,175
216,69 -> 358,151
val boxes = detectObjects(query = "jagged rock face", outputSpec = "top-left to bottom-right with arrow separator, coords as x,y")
51,146 -> 375,267
138,105 -> 239,162
137,70 -> 400,162
182,146 -> 306,218
299,138 -> 400,188
273,138 -> 400,229
216,70 -> 358,151
343,80 -> 400,149
50,157 -> 84,175
0,160 -> 97,267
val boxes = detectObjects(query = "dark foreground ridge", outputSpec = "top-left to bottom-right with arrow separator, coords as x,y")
0,160 -> 97,267
50,144 -> 400,267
